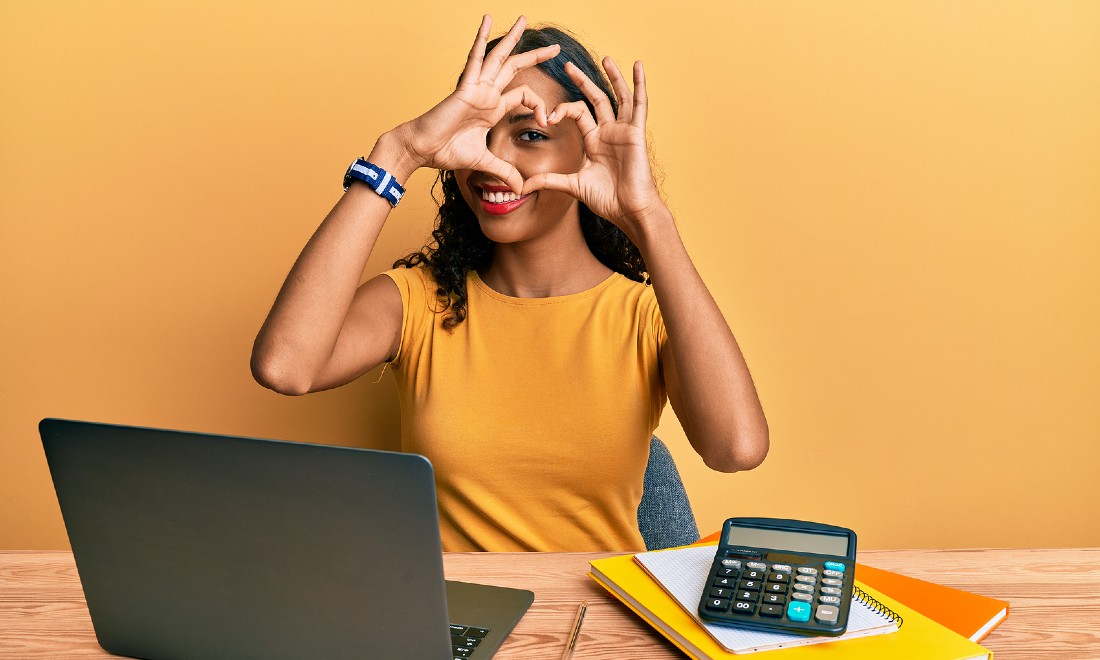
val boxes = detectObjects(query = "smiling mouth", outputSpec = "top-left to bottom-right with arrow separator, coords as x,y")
476,186 -> 531,216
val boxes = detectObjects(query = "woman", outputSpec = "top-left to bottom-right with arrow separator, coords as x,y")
251,16 -> 769,552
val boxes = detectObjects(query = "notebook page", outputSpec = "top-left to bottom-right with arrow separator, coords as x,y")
635,545 -> 898,653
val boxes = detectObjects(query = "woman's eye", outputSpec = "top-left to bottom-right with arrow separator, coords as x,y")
518,130 -> 548,142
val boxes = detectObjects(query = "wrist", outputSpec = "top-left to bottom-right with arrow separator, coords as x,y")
626,204 -> 676,252
368,128 -> 422,183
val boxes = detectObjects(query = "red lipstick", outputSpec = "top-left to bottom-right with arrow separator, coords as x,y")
476,185 -> 531,216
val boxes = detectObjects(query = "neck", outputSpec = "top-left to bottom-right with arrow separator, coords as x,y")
480,229 -> 612,298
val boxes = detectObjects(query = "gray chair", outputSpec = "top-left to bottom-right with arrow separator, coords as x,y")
637,435 -> 700,550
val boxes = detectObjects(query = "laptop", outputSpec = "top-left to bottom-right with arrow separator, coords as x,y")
39,418 -> 534,659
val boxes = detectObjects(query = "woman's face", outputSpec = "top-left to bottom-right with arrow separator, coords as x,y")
453,67 -> 586,246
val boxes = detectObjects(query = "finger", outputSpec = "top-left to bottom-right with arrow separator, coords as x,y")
564,61 -> 615,124
603,56 -> 633,123
521,171 -> 582,198
493,44 -> 560,90
480,15 -> 526,81
632,60 -> 648,128
474,153 -> 524,195
501,85 -> 548,126
547,100 -> 598,141
461,15 -> 493,82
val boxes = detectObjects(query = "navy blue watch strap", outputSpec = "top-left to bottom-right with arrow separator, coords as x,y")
343,158 -> 405,207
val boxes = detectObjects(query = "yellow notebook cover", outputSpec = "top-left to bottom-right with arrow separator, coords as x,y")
589,551 -> 992,659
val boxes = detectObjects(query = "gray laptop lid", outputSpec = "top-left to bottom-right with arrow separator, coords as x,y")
39,418 -> 532,660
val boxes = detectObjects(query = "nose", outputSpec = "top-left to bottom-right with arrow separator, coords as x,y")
485,128 -> 517,164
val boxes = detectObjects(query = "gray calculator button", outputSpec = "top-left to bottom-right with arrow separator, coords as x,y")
792,592 -> 812,602
797,567 -> 818,575
821,586 -> 842,595
823,570 -> 844,579
747,561 -> 768,570
721,559 -> 743,569
795,575 -> 816,584
822,578 -> 843,586
771,564 -> 792,573
793,583 -> 815,593
815,605 -> 840,625
819,595 -> 841,605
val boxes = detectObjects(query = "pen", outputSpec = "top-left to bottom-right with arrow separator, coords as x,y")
561,599 -> 588,660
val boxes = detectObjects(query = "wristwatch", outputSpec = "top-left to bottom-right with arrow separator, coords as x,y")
343,158 -> 405,207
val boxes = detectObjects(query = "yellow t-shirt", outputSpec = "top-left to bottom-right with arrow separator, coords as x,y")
383,266 -> 668,552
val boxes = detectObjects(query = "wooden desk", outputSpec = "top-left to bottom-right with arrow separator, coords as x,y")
1,549 -> 1097,658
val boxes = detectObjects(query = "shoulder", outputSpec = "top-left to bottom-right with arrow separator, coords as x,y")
382,266 -> 439,308
606,275 -> 665,347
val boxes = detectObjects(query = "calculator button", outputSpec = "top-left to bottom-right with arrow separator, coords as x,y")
815,604 -> 840,624
466,627 -> 488,638
769,572 -> 790,583
821,587 -> 842,596
824,561 -> 846,572
771,564 -> 793,573
736,590 -> 756,601
819,595 -> 841,605
739,580 -> 762,591
747,561 -> 768,570
759,604 -> 784,618
795,575 -> 816,584
716,567 -> 739,578
705,597 -> 731,612
763,593 -> 786,605
449,625 -> 468,635
721,559 -> 743,569
823,569 -> 844,579
731,600 -> 756,615
745,570 -> 766,580
710,587 -> 733,599
765,582 -> 786,593
792,592 -> 812,602
796,567 -> 818,575
714,577 -> 736,587
822,578 -> 843,586
786,601 -> 812,622
793,583 -> 815,593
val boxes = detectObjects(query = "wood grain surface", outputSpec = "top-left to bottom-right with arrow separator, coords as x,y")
1,549 -> 1097,659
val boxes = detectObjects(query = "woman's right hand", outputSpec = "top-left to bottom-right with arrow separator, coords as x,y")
394,15 -> 559,193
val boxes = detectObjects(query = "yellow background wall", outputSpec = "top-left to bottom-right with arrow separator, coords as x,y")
2,1 -> 1097,550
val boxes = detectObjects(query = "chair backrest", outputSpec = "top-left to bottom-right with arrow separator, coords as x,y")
637,435 -> 700,550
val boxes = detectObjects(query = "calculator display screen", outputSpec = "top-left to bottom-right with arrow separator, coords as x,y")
726,525 -> 850,556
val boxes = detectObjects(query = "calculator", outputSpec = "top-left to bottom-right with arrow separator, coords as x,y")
697,517 -> 857,637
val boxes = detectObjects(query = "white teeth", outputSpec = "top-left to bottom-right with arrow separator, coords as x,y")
481,189 -> 523,203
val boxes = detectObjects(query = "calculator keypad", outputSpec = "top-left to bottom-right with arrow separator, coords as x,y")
699,551 -> 853,636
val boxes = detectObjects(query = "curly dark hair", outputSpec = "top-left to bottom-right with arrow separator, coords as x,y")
393,25 -> 650,331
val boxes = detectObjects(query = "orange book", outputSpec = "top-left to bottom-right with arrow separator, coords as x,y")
696,531 -> 1009,642
854,563 -> 1008,642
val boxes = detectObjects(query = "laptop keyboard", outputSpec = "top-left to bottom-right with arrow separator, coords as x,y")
449,623 -> 490,658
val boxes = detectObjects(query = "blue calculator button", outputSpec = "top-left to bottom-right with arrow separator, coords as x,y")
824,561 -> 846,572
786,601 -> 812,622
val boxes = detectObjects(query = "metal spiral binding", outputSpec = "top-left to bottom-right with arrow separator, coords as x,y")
853,584 -> 905,628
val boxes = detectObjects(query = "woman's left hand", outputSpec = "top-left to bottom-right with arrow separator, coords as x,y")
520,58 -> 667,242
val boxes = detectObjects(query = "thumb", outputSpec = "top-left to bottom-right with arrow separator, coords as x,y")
521,171 -> 582,198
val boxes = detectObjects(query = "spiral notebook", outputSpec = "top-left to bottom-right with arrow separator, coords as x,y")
633,545 -> 900,654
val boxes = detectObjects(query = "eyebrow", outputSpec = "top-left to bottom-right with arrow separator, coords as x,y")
509,113 -> 536,124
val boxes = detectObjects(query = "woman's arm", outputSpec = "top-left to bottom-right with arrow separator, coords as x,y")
251,15 -> 559,395
522,59 -> 769,472
637,209 -> 770,473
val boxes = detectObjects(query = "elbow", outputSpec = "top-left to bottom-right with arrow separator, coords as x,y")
702,424 -> 770,474
250,350 -> 312,397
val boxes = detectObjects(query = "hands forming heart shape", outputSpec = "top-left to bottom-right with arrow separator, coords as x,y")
397,15 -> 666,237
